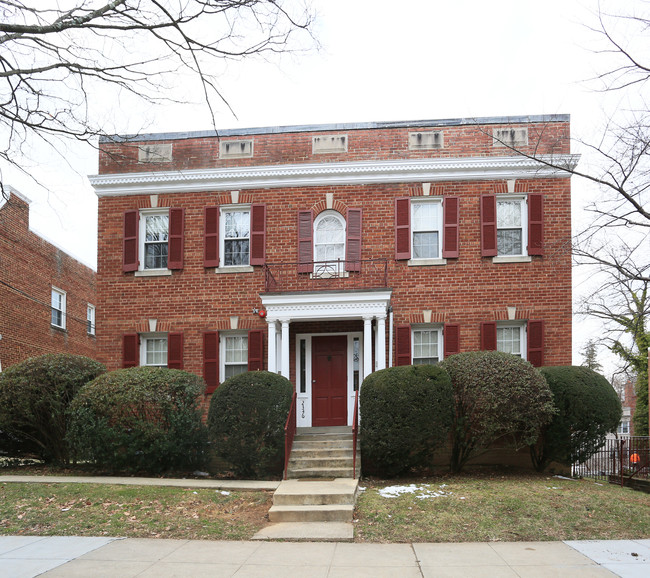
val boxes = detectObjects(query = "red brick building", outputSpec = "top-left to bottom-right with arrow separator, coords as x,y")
90,115 -> 577,426
0,186 -> 97,370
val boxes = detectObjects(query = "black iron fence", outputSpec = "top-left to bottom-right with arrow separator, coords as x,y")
573,436 -> 650,486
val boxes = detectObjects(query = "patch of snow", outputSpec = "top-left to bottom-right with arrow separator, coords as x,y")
553,475 -> 577,481
377,484 -> 452,499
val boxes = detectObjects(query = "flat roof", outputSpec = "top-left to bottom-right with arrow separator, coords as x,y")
100,114 -> 570,144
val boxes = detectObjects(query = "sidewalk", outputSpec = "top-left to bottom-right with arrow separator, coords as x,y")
1,536 -> 649,578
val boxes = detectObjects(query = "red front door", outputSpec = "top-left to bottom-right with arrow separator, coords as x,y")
312,335 -> 348,427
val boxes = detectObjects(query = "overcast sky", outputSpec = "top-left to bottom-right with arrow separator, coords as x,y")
2,0 -> 637,372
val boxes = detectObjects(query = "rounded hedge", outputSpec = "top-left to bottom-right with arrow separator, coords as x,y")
208,371 -> 293,478
0,354 -> 106,463
532,366 -> 622,471
440,351 -> 555,472
67,367 -> 209,473
360,364 -> 454,477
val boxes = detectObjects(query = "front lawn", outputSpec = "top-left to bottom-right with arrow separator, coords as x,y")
355,473 -> 650,542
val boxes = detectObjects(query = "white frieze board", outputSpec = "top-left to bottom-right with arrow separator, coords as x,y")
89,155 -> 580,197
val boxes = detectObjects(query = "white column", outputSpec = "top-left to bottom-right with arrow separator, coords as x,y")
363,316 -> 373,379
280,319 -> 290,379
376,314 -> 387,370
267,320 -> 277,373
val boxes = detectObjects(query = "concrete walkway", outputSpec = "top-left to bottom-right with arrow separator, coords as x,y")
1,536 -> 649,577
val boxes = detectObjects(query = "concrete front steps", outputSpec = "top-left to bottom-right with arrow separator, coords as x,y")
286,426 -> 359,479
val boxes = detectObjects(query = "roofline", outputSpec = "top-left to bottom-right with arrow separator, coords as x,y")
99,114 -> 571,144
2,184 -> 32,205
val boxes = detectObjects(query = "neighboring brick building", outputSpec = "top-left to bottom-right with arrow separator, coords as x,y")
0,186 -> 97,370
90,115 -> 577,426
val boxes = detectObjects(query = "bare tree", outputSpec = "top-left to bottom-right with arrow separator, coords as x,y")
0,0 -> 314,200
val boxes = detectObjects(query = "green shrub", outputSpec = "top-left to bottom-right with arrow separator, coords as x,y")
440,351 -> 555,473
531,366 -> 622,471
208,371 -> 293,478
67,367 -> 209,473
0,354 -> 105,464
360,364 -> 454,477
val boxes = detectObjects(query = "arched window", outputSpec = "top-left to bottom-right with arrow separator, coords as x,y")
314,211 -> 346,270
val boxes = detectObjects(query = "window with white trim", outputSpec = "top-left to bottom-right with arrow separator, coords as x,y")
87,304 -> 96,336
497,197 -> 527,257
618,420 -> 630,436
313,210 -> 346,274
140,333 -> 167,367
51,288 -> 66,329
140,210 -> 169,270
412,326 -> 442,365
411,199 -> 442,260
222,333 -> 248,380
497,322 -> 526,358
221,207 -> 250,267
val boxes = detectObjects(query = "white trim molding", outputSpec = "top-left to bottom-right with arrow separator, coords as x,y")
89,155 -> 580,197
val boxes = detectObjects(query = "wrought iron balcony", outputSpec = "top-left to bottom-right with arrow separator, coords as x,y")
262,259 -> 388,293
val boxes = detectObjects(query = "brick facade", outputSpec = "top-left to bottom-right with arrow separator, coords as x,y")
0,188 -> 97,369
92,115 -> 575,426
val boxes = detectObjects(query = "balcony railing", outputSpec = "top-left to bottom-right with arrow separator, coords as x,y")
263,259 -> 388,293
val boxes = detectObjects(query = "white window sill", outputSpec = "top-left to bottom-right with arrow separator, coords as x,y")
215,266 -> 254,274
51,324 -> 66,331
135,269 -> 173,277
492,256 -> 532,264
407,258 -> 447,266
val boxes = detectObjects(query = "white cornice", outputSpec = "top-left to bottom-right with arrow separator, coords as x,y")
89,155 -> 580,197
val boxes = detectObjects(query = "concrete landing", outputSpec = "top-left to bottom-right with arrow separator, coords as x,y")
252,522 -> 354,541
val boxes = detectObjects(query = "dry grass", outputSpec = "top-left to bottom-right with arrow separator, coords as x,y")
354,473 -> 650,542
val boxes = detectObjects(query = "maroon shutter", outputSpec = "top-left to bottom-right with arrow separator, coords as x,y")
248,330 -> 264,371
480,322 -> 497,351
122,333 -> 139,368
527,320 -> 544,367
167,208 -> 184,270
297,210 -> 313,273
480,195 -> 497,257
527,193 -> 544,256
395,198 -> 411,260
443,324 -> 460,357
442,197 -> 460,258
203,207 -> 219,267
396,325 -> 411,366
123,210 -> 139,272
167,332 -> 184,369
203,331 -> 219,394
250,204 -> 266,266
346,208 -> 362,272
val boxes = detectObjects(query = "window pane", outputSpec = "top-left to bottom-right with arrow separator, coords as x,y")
145,242 -> 168,269
225,364 -> 247,379
497,201 -> 522,228
497,229 -> 522,255
225,336 -> 248,363
412,203 -> 439,232
146,338 -> 167,366
224,239 -> 250,266
145,215 -> 169,242
497,327 -> 521,356
225,211 -> 250,239
52,309 -> 62,327
413,232 -> 439,259
413,330 -> 439,364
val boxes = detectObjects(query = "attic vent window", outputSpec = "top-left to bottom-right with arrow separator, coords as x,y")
493,128 -> 528,148
409,131 -> 444,150
138,143 -> 172,163
220,139 -> 253,159
312,134 -> 348,154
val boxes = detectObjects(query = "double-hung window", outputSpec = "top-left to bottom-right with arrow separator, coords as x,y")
411,200 -> 442,260
51,288 -> 66,329
221,207 -> 250,267
412,326 -> 442,365
496,198 -> 527,257
87,304 -> 96,336
142,212 -> 169,270
496,322 -> 526,358
222,334 -> 248,379
141,334 -> 168,367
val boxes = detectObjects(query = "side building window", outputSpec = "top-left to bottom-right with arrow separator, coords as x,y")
51,287 -> 66,329
480,320 -> 544,366
123,208 -> 184,273
87,304 -> 96,336
122,332 -> 183,369
396,324 -> 460,366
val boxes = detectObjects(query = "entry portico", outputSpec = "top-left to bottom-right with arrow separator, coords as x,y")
260,289 -> 392,427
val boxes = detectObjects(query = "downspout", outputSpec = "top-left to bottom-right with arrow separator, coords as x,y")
388,306 -> 393,368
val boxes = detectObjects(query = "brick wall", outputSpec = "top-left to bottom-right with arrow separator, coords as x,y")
95,117 -> 573,403
0,192 -> 97,369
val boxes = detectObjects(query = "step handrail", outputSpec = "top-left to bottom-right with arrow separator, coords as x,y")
352,389 -> 359,478
283,391 -> 297,480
